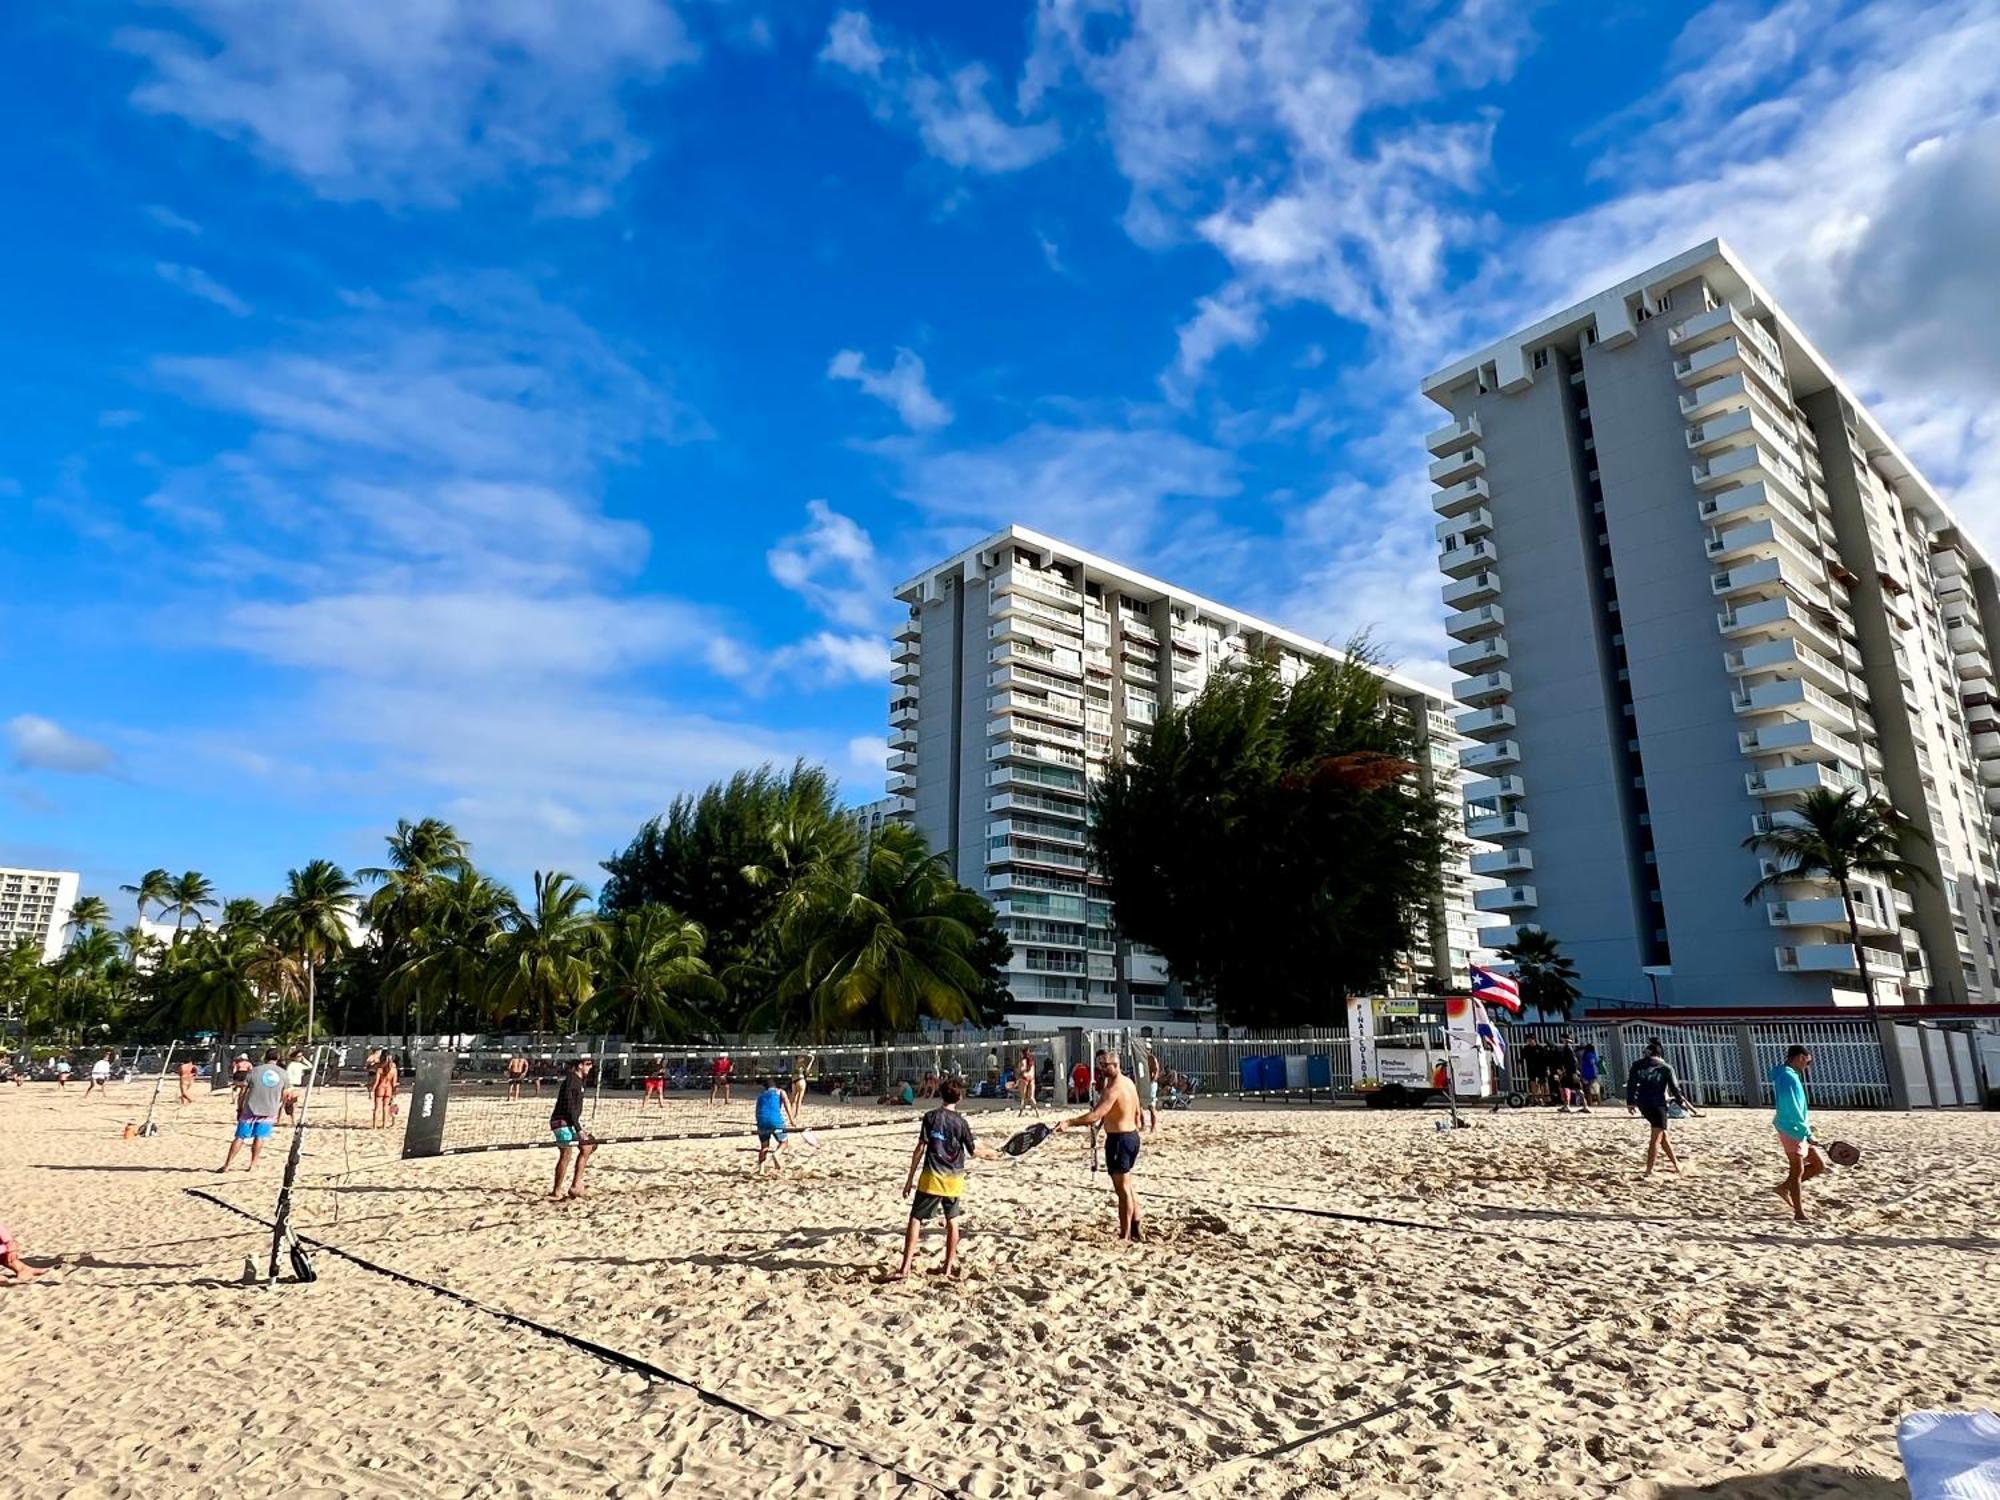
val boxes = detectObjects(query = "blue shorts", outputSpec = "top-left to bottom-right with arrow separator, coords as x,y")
551,1125 -> 581,1145
758,1126 -> 787,1146
234,1118 -> 274,1142
1104,1130 -> 1141,1176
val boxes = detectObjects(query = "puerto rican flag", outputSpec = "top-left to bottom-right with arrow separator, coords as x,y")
1472,999 -> 1508,1068
1470,965 -> 1522,1015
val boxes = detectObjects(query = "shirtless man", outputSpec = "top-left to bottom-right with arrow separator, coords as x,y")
505,1054 -> 529,1103
1057,1051 -> 1144,1240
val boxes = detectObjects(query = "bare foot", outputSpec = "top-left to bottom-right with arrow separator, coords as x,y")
566,1189 -> 591,1200
889,1267 -> 912,1282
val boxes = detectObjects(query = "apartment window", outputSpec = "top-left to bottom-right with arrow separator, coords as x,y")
1655,292 -> 1673,313
1583,326 -> 1598,346
1532,348 -> 1550,371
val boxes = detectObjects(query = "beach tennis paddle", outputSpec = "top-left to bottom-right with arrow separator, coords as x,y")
1003,1122 -> 1053,1158
1824,1139 -> 1861,1167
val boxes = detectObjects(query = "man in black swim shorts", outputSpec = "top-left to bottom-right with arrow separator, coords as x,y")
1058,1051 -> 1144,1240
1625,1038 -> 1696,1175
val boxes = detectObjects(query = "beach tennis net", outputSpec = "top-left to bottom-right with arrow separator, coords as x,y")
404,1038 -> 1071,1157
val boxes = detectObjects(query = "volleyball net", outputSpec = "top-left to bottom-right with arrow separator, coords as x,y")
398,1036 -> 1081,1158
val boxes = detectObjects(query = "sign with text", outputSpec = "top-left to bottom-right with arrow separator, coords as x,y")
401,1051 -> 456,1159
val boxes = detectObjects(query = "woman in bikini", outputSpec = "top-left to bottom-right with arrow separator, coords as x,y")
1015,1050 -> 1039,1114
371,1049 -> 399,1130
788,1053 -> 812,1122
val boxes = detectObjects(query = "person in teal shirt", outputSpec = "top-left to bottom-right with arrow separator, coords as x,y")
1770,1045 -> 1823,1223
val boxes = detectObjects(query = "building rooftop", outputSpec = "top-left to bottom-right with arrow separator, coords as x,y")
1421,238 -> 1986,571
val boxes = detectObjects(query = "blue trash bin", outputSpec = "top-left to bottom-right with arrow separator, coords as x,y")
1259,1055 -> 1285,1092
1306,1054 -> 1333,1089
1239,1056 -> 1261,1094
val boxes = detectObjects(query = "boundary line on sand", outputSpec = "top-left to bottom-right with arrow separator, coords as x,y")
183,1187 -> 959,1500
420,1104 -> 1018,1158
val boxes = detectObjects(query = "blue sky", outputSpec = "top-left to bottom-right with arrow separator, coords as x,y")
5,0 -> 1998,915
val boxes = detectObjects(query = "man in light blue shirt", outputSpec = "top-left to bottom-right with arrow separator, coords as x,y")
1770,1045 -> 1823,1223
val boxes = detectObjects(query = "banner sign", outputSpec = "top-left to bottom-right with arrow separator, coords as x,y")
401,1051 -> 456,1159
1348,994 -> 1379,1088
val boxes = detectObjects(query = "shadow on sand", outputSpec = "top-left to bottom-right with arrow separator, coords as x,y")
1648,1463 -> 1903,1498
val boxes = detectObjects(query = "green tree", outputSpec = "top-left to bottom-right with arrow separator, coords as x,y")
266,860 -> 358,1042
1495,929 -> 1581,1021
360,818 -> 471,1044
601,762 -> 856,1023
385,865 -> 512,1034
121,869 -> 173,928
753,824 -> 990,1079
161,925 -> 273,1040
1,938 -> 53,1037
489,872 -> 600,1035
220,897 -> 268,935
65,895 -> 112,937
162,871 -> 219,938
1743,786 -> 1931,1010
1090,646 -> 1448,1027
582,905 -> 724,1040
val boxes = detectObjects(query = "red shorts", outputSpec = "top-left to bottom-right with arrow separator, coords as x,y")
644,1078 -> 665,1096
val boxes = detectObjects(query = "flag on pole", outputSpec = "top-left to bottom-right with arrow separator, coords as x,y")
1472,998 -> 1508,1068
1471,965 -> 1522,1015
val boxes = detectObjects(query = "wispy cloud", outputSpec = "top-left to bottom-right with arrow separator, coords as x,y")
767,500 -> 886,630
7,715 -> 119,776
827,346 -> 953,431
119,0 -> 694,212
820,9 -> 1062,174
156,260 -> 252,316
144,203 -> 201,234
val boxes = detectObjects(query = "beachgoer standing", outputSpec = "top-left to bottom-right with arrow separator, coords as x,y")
85,1051 -> 114,1097
370,1049 -> 399,1131
893,1078 -> 1000,1280
281,1049 -> 308,1122
1057,1052 -> 1145,1240
505,1054 -> 529,1103
548,1057 -> 596,1202
230,1053 -> 251,1107
1138,1047 -> 1162,1135
1580,1043 -> 1602,1103
1555,1040 -> 1590,1114
710,1051 -> 732,1106
1625,1039 -> 1695,1175
1015,1050 -> 1038,1115
55,1057 -> 71,1089
1771,1045 -> 1822,1223
219,1051 -> 287,1171
788,1054 -> 811,1121
176,1057 -> 197,1105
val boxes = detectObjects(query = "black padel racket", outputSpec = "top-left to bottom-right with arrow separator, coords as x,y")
1003,1123 -> 1053,1157
1824,1139 -> 1861,1167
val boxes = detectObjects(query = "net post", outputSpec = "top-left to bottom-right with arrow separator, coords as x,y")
267,1043 -> 327,1285
137,1040 -> 175,1138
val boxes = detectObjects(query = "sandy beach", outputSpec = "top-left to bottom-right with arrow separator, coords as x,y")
2,1080 -> 1994,1498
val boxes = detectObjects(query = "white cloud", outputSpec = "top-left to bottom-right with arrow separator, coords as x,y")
874,420 -> 1240,565
768,631 -> 892,689
767,500 -> 886,630
155,260 -> 252,316
145,204 -> 201,234
119,0 -> 693,212
820,9 -> 1062,174
7,716 -> 119,776
826,346 -> 953,430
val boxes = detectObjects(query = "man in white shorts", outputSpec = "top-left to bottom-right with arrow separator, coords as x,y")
85,1051 -> 114,1096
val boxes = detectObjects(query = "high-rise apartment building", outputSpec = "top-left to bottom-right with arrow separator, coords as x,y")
892,525 -> 1491,1026
0,867 -> 80,963
1423,239 -> 2000,1009
846,796 -> 907,844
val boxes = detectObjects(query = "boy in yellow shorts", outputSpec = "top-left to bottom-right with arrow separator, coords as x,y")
892,1078 -> 999,1280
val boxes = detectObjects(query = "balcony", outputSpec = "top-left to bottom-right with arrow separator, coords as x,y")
987,763 -> 1087,796
1432,476 -> 1491,518
1767,897 -> 1898,935
1445,603 -> 1504,642
1448,636 -> 1509,673
890,726 -> 918,750
886,794 -> 914,816
1452,671 -> 1512,707
1428,446 -> 1487,488
1775,943 -> 1906,977
891,637 -> 920,664
1118,616 -> 1159,645
987,818 -> 1087,848
1454,705 -> 1517,739
1674,334 -> 1788,401
1425,413 -> 1481,457
891,660 -> 919,687
1964,677 -> 1996,706
890,701 -> 919,728
988,739 -> 1084,770
991,566 -> 1082,609
989,616 -> 1084,652
1711,555 -> 1826,605
1466,809 -> 1530,841
1442,570 -> 1502,608
1745,762 -> 1863,798
989,640 -> 1084,678
1475,884 -> 1537,912
1685,403 -> 1792,457
1668,303 -> 1780,360
1469,847 -> 1533,877
1460,739 -> 1521,771
1715,596 -> 1841,658
1724,637 -> 1848,694
1440,538 -> 1500,579
1737,719 -> 1857,763
1948,621 -> 1987,655
1435,507 -> 1493,544
888,748 -> 916,774
888,770 -> 916,796
1697,479 -> 1817,542
1463,774 -> 1525,803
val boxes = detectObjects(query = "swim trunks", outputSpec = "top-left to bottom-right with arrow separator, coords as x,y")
1638,1103 -> 1669,1131
234,1118 -> 275,1142
758,1126 -> 787,1146
551,1125 -> 580,1146
909,1191 -> 962,1221
1104,1130 -> 1141,1176
1137,1078 -> 1159,1108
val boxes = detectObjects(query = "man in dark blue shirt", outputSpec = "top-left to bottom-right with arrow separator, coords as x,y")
1625,1039 -> 1696,1175
548,1057 -> 596,1201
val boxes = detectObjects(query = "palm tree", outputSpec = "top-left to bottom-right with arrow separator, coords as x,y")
265,860 -> 358,1042
386,866 -> 511,1035
64,895 -> 112,938
1497,929 -> 1581,1021
164,926 -> 271,1041
360,818 -> 470,1045
220,897 -> 268,935
584,906 -> 723,1040
53,929 -> 119,1043
1744,786 -> 1932,1010
162,871 -> 219,938
756,824 -> 988,1084
121,869 -> 173,927
489,872 -> 600,1036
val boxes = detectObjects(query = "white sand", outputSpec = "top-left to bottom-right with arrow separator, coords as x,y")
3,1080 -> 1994,1497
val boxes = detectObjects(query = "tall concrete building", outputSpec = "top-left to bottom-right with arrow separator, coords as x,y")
0,867 -> 80,963
892,525 -> 1492,1026
1423,239 -> 2000,1009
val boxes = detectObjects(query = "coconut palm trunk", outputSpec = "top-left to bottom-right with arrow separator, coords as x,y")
1841,877 -> 1874,1012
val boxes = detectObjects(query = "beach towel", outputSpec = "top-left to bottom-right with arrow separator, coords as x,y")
1898,1410 -> 2000,1499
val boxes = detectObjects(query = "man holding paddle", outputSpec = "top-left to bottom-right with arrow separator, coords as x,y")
1057,1051 -> 1145,1241
1770,1044 -> 1824,1223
